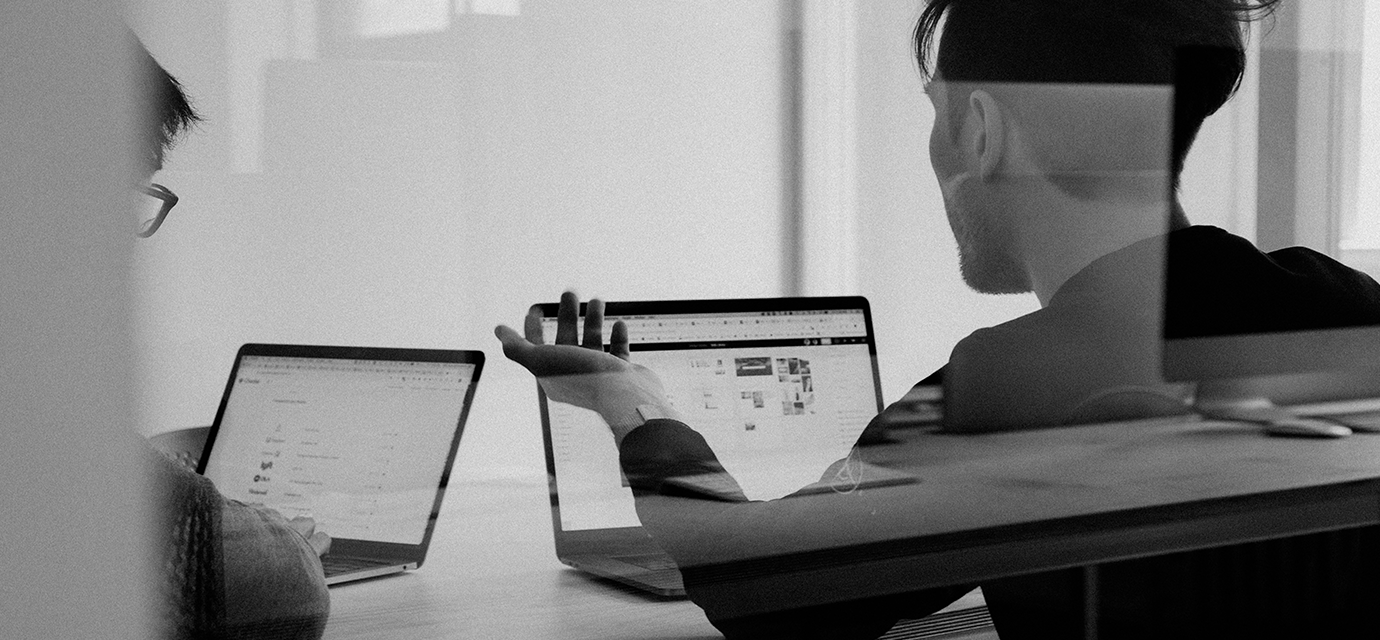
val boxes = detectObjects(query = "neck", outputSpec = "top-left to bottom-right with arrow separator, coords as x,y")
1021,193 -> 1186,307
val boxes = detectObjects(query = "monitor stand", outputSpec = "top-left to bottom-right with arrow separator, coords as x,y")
1193,376 -> 1380,435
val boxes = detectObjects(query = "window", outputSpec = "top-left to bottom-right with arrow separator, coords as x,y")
1340,2 -> 1380,276
1251,0 -> 1380,278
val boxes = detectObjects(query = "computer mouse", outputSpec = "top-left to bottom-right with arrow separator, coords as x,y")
1262,418 -> 1353,438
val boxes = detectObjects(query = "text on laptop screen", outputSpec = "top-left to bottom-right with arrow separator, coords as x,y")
543,309 -> 877,530
203,356 -> 476,545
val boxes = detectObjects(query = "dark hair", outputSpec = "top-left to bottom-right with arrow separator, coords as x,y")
132,34 -> 201,168
913,0 -> 1282,177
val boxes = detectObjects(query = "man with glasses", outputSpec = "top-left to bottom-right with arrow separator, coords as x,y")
138,183 -> 177,238
132,36 -> 332,640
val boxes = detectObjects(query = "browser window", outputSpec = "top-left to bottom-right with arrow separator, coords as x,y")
543,309 -> 877,530
204,356 -> 476,544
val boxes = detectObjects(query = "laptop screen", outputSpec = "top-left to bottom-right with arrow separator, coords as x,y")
541,301 -> 881,531
202,352 -> 479,545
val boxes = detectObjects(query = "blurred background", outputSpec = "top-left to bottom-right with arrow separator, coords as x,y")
125,0 -> 1380,482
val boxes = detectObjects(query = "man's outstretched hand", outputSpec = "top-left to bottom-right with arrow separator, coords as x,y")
495,291 -> 679,445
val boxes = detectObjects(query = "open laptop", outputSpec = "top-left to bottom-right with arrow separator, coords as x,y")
534,297 -> 897,596
198,343 -> 484,585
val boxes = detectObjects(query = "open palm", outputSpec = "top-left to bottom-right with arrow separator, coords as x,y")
495,292 -> 671,440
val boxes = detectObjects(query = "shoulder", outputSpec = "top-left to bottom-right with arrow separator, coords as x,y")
144,441 -> 229,638
1266,245 -> 1380,296
146,442 -> 223,547
145,439 -> 330,638
1167,226 -> 1380,336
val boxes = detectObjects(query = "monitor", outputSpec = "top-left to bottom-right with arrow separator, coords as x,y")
1162,35 -> 1380,419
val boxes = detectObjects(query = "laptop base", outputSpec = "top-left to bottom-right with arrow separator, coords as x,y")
563,554 -> 686,597
323,560 -> 418,586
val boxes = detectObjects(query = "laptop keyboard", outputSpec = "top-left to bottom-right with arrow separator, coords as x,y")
321,556 -> 395,576
611,553 -> 679,572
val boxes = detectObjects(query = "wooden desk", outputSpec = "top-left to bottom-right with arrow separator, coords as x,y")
319,474 -> 994,639
322,474 -> 721,639
151,427 -> 736,638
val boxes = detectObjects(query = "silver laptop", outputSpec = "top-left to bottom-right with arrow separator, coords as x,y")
534,297 -> 894,597
199,344 -> 484,585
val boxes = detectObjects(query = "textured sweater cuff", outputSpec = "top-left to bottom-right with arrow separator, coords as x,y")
618,419 -> 746,502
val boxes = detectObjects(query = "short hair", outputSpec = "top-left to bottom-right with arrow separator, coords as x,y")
913,0 -> 1282,177
132,34 -> 201,168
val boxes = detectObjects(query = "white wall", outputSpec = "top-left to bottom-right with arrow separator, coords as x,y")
130,1 -> 787,481
1,3 -> 149,637
1179,30 -> 1261,240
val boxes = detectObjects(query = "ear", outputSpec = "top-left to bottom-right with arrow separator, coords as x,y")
967,90 -> 1005,180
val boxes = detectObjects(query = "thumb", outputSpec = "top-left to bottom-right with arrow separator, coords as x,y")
494,325 -> 534,363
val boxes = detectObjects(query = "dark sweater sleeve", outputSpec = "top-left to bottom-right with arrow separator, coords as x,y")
147,440 -> 329,640
219,498 -> 331,640
149,445 -> 227,639
619,419 -> 749,502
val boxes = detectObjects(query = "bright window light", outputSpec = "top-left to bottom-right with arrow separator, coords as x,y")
466,0 -> 520,16
1343,2 -> 1380,250
354,0 -> 450,38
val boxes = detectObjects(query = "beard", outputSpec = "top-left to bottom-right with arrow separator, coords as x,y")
941,178 -> 1031,295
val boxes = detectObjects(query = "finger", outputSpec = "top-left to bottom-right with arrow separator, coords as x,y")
556,291 -> 580,345
610,320 -> 631,360
309,532 -> 332,557
288,515 -> 316,537
524,306 -> 545,345
583,299 -> 605,350
494,324 -> 536,365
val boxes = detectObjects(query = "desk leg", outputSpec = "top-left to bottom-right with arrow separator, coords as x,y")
1082,565 -> 1099,640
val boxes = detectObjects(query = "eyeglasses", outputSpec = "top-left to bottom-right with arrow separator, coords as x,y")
137,183 -> 179,238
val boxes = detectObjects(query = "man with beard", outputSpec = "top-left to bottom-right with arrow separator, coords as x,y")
496,0 -> 1380,637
